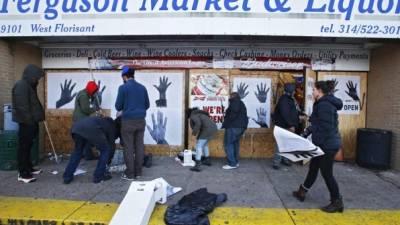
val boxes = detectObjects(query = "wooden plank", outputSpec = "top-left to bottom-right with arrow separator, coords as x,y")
318,72 -> 367,160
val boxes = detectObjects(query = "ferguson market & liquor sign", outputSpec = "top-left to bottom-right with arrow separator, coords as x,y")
0,0 -> 399,38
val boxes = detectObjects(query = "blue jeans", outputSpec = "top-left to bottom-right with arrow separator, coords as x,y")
63,134 -> 110,183
195,139 -> 210,161
224,128 -> 245,167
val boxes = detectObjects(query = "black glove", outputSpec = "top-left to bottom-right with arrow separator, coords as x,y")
154,76 -> 171,107
56,79 -> 77,108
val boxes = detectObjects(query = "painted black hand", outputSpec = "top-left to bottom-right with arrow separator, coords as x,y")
252,108 -> 268,128
237,82 -> 249,99
154,76 -> 172,107
254,83 -> 270,103
146,111 -> 169,145
56,79 -> 77,108
345,81 -> 359,101
331,79 -> 339,94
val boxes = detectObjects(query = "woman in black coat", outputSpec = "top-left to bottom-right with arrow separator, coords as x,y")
293,80 -> 344,213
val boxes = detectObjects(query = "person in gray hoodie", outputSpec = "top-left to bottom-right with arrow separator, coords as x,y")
12,64 -> 45,183
187,108 -> 217,172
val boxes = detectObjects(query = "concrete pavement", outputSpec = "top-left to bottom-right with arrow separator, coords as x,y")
0,156 -> 399,224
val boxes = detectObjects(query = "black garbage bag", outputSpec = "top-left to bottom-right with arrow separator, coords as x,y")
165,188 -> 227,225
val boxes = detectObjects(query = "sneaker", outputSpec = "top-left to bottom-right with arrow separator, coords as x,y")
94,174 -> 112,184
121,173 -> 136,181
31,168 -> 42,175
222,165 -> 238,170
18,174 -> 37,183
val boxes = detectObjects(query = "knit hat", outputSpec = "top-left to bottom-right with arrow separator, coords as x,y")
86,81 -> 99,96
284,83 -> 295,95
121,66 -> 135,77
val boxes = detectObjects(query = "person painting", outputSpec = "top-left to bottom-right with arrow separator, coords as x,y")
293,80 -> 344,213
187,107 -> 218,172
72,81 -> 100,160
115,66 -> 150,180
63,116 -> 117,184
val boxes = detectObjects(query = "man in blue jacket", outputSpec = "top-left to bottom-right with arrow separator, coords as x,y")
115,66 -> 150,180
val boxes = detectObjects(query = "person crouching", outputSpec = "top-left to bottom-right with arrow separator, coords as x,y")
187,108 -> 217,172
63,116 -> 117,184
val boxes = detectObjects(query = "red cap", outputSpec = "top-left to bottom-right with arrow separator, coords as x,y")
86,81 -> 98,96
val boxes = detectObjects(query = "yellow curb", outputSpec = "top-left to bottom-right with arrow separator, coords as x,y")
1,196 -> 400,225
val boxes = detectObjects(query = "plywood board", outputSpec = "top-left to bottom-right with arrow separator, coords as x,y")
318,72 -> 367,160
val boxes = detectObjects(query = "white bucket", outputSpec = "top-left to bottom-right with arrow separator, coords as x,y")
182,150 -> 195,167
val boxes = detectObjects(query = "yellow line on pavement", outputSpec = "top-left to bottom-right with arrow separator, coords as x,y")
0,196 -> 399,225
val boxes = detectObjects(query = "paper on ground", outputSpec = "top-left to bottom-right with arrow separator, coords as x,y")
273,126 -> 324,162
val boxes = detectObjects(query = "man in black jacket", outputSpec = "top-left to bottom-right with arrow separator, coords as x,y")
12,64 -> 45,183
222,92 -> 248,170
273,83 -> 300,169
63,116 -> 117,184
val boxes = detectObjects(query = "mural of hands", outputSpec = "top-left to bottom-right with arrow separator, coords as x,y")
254,83 -> 270,103
146,111 -> 169,145
154,76 -> 172,107
252,108 -> 268,128
237,82 -> 249,99
331,79 -> 339,94
345,81 -> 360,101
56,79 -> 77,109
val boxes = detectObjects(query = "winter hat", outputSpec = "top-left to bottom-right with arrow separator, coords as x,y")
284,83 -> 296,95
121,66 -> 135,77
86,81 -> 99,96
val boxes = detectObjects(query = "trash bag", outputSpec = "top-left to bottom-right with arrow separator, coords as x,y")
164,188 -> 227,225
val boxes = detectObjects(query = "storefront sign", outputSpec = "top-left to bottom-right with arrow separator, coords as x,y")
43,47 -> 370,71
1,1 -> 399,38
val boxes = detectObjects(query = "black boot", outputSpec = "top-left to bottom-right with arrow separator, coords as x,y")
190,161 -> 202,172
202,157 -> 212,166
292,185 -> 308,202
321,198 -> 344,213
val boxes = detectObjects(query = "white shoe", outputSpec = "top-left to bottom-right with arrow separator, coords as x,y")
222,165 -> 238,170
18,174 -> 37,183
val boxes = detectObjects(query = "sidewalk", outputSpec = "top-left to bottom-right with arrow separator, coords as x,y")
0,156 -> 399,225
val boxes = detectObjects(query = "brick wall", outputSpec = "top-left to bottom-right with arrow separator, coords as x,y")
368,44 -> 400,170
0,40 -> 14,129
